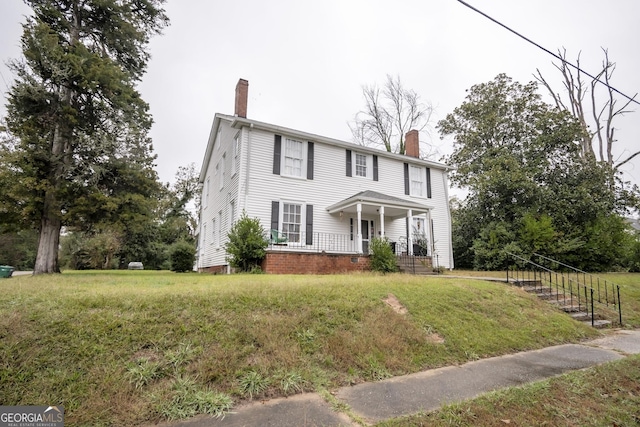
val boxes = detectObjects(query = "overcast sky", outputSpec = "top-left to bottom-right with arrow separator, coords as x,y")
1,0 -> 639,190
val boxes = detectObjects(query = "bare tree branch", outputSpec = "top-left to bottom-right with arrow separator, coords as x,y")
536,48 -> 636,169
350,74 -> 434,155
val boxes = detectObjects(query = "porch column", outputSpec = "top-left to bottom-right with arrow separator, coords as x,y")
356,203 -> 363,253
427,209 -> 433,256
407,209 -> 413,255
379,206 -> 385,238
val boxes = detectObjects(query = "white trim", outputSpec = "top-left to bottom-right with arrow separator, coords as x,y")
279,200 -> 306,244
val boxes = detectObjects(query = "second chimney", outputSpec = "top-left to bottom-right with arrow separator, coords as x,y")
405,130 -> 419,158
234,79 -> 249,118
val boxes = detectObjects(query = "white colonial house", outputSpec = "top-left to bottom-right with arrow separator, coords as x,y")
197,79 -> 454,274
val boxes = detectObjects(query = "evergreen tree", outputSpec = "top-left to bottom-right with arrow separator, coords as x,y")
1,1 -> 168,274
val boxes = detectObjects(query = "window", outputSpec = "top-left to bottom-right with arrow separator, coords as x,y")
282,203 -> 302,243
212,218 -> 217,246
216,127 -> 221,151
273,135 -> 313,180
271,201 -> 313,245
412,217 -> 426,238
219,153 -> 226,190
229,200 -> 235,230
232,134 -> 239,176
204,177 -> 210,208
346,150 -> 378,180
202,224 -> 207,247
410,165 -> 425,197
355,153 -> 367,177
284,138 -> 304,177
217,211 -> 223,247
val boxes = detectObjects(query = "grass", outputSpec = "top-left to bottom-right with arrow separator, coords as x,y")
377,354 -> 640,427
450,270 -> 640,328
0,270 -> 630,426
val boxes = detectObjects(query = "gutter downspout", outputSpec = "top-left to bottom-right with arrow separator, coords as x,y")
243,123 -> 254,212
443,168 -> 454,270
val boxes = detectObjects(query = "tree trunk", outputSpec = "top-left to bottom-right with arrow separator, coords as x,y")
33,86 -> 72,275
34,203 -> 62,274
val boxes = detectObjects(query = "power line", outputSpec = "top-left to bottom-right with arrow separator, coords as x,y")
457,0 -> 640,106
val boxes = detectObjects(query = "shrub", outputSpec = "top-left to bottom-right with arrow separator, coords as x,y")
369,237 -> 398,273
170,240 -> 196,272
225,211 -> 268,272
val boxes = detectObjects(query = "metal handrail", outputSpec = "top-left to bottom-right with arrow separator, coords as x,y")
506,252 -> 622,326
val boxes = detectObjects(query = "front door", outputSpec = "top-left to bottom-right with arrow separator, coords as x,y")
361,219 -> 373,254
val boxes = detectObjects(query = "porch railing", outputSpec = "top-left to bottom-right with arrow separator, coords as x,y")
267,231 -> 359,254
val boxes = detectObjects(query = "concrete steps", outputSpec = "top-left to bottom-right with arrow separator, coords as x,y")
396,256 -> 436,275
519,282 -> 612,329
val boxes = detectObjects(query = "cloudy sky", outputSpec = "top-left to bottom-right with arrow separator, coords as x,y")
1,0 -> 639,189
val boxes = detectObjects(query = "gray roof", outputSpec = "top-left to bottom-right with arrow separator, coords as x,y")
326,190 -> 432,216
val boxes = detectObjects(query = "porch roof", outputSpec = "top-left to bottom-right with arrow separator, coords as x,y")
326,190 -> 432,218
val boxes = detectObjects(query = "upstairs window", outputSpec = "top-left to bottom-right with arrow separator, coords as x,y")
284,138 -> 304,177
355,153 -> 367,177
346,150 -> 378,181
219,153 -> 226,190
204,177 -> 210,208
410,165 -> 425,197
404,163 -> 432,198
232,134 -> 239,176
273,135 -> 314,180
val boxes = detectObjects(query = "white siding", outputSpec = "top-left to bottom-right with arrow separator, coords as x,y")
198,117 -> 454,270
198,118 -> 241,269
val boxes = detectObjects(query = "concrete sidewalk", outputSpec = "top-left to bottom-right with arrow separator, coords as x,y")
155,330 -> 640,427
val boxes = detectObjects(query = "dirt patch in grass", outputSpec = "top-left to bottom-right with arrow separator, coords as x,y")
0,271 -> 603,426
383,293 -> 408,315
383,293 -> 444,344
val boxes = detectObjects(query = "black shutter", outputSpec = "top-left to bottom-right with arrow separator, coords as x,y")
403,163 -> 410,195
270,201 -> 279,232
273,135 -> 281,175
373,155 -> 378,181
305,205 -> 313,245
307,142 -> 314,180
346,150 -> 352,177
426,167 -> 432,198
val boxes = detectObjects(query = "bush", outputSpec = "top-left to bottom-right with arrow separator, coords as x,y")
369,237 -> 398,273
170,240 -> 196,272
225,211 -> 268,272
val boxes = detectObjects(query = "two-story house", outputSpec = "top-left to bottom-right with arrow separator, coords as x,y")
197,79 -> 454,274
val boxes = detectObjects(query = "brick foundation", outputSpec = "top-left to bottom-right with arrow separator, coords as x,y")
261,252 -> 371,274
199,264 -> 228,274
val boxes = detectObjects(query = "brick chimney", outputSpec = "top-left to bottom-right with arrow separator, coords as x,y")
405,129 -> 419,158
234,78 -> 249,118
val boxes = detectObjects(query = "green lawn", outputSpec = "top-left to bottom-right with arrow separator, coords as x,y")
0,270 -> 633,426
378,354 -> 640,427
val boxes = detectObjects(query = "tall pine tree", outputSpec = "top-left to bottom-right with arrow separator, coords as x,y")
1,1 -> 168,273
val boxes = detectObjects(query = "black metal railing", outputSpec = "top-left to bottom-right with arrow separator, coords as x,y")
506,252 -> 622,327
396,254 -> 435,274
267,231 -> 359,254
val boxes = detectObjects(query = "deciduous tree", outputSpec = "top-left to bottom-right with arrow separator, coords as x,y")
350,74 -> 434,155
535,49 -> 638,169
439,74 -> 635,271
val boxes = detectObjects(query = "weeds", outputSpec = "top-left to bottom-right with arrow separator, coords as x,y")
126,358 -> 163,389
159,376 -> 233,420
278,371 -> 305,395
0,270 -> 624,426
238,370 -> 270,399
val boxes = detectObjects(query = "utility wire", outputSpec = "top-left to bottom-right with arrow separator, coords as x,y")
457,0 -> 640,106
